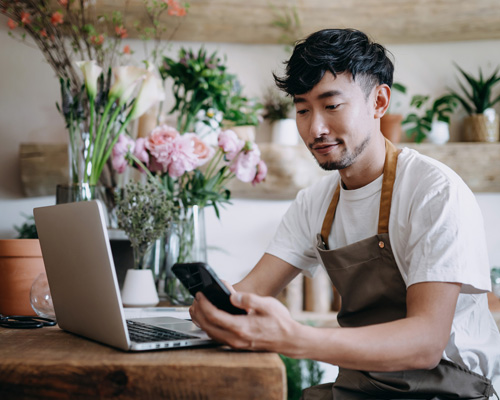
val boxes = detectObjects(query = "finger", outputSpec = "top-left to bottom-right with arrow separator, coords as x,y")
195,292 -> 252,336
188,300 -> 201,327
230,292 -> 269,314
220,279 -> 236,294
193,293 -> 253,348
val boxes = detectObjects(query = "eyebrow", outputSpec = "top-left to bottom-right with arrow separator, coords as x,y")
293,90 -> 343,103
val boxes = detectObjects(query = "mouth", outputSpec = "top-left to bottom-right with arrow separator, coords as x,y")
310,140 -> 342,155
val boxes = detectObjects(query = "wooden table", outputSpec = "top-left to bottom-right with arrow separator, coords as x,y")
0,326 -> 286,400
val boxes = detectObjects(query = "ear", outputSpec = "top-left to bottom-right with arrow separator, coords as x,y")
373,84 -> 391,119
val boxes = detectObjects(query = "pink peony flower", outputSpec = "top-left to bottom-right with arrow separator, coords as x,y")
230,145 -> 261,183
218,129 -> 244,160
167,135 -> 199,177
146,125 -> 179,172
252,160 -> 267,186
184,133 -> 215,167
112,134 -> 135,173
133,137 -> 149,165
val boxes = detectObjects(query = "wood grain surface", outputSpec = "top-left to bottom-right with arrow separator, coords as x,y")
0,326 -> 286,400
98,0 -> 500,44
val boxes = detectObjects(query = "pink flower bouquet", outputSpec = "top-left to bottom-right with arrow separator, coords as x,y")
112,125 -> 267,215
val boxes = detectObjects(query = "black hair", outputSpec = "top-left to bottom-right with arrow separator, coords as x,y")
274,28 -> 394,97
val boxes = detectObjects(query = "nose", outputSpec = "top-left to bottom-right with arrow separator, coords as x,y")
307,111 -> 330,140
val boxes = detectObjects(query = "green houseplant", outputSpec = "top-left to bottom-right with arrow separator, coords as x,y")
115,179 -> 177,307
222,83 -> 263,142
402,94 -> 458,144
449,65 -> 500,142
160,47 -> 236,134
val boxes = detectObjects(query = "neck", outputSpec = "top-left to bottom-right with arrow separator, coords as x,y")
339,134 -> 386,190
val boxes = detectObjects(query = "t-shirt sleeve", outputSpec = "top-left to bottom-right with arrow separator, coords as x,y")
265,189 -> 322,278
403,179 -> 491,294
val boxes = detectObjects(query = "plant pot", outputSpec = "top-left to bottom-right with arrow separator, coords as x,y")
271,119 -> 300,146
0,239 -> 45,316
426,121 -> 450,145
380,114 -> 403,144
121,269 -> 159,307
463,112 -> 499,142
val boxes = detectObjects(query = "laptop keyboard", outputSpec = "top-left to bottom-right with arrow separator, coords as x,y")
127,320 -> 197,343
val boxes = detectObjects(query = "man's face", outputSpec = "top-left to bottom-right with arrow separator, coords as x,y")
293,71 -> 377,171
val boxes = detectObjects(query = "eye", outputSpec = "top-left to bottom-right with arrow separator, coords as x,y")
296,108 -> 309,115
326,104 -> 340,110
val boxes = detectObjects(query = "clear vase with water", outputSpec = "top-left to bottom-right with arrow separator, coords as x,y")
158,205 -> 207,305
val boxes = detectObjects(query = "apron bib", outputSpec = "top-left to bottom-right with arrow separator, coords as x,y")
302,139 -> 495,400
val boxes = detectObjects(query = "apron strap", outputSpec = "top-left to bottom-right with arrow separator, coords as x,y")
320,138 -> 401,248
378,139 -> 401,234
320,184 -> 340,246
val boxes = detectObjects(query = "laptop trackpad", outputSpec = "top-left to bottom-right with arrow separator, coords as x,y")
132,317 -> 205,335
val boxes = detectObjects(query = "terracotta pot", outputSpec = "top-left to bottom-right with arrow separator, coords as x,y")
0,239 -> 45,316
463,113 -> 499,142
380,114 -> 403,144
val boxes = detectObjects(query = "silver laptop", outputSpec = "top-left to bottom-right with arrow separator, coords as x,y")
33,200 -> 214,351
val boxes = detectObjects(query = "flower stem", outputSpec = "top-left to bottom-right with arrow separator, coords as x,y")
83,97 -> 95,183
93,111 -> 133,184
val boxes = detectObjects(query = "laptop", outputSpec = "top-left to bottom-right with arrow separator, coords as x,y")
33,200 -> 214,351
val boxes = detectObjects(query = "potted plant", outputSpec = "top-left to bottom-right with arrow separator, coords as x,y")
223,82 -> 263,142
160,47 -> 236,135
115,179 -> 176,307
0,215 -> 45,316
262,87 -> 299,145
380,82 -> 407,144
449,65 -> 500,142
402,94 -> 458,144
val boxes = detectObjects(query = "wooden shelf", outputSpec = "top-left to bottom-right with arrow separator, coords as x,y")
19,142 -> 500,198
229,142 -> 500,199
108,0 -> 500,45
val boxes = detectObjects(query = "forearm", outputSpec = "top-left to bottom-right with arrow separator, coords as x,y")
288,316 -> 443,372
234,253 -> 300,297
283,282 -> 461,372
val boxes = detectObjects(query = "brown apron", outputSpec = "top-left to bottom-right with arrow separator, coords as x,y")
302,139 -> 496,400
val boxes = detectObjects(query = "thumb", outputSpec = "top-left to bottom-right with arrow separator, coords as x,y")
230,292 -> 267,314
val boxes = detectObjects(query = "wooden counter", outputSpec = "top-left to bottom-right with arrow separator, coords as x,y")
0,326 -> 286,400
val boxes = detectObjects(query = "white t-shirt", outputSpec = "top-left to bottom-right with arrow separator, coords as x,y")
266,147 -> 500,390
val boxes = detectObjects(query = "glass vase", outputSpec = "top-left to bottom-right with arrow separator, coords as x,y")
158,205 -> 207,305
55,183 -> 120,229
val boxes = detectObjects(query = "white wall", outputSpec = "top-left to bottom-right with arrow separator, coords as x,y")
1,16 -> 500,276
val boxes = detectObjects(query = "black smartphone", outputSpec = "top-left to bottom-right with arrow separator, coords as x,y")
172,262 -> 247,315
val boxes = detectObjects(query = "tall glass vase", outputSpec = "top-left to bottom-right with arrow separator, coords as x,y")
55,183 -> 120,229
158,205 -> 208,305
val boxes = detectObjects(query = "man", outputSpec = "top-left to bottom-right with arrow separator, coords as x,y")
190,29 -> 500,398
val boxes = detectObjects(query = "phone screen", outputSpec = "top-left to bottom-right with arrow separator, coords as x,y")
172,262 -> 247,315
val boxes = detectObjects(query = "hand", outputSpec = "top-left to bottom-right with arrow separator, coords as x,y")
190,289 -> 300,355
189,279 -> 235,328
